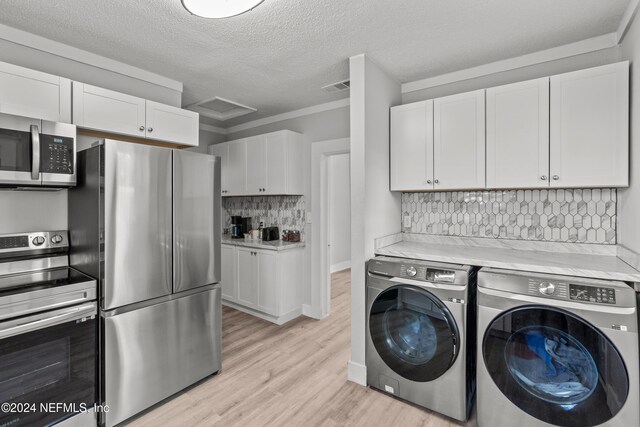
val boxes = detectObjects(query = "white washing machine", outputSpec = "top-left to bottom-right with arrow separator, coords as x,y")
477,268 -> 639,427
365,256 -> 476,421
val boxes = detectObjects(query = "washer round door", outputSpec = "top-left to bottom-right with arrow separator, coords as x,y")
369,285 -> 459,382
483,306 -> 629,427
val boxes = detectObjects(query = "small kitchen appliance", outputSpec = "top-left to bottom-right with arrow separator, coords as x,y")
231,215 -> 243,238
0,230 -> 97,427
241,217 -> 252,235
0,112 -> 76,188
261,226 -> 279,241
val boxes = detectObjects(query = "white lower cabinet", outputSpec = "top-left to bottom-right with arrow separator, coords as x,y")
221,244 -> 304,324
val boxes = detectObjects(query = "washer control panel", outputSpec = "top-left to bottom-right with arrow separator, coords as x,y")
527,279 -> 568,299
570,284 -> 616,304
400,264 -> 456,283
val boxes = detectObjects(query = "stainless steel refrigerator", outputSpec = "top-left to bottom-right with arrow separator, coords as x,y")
68,139 -> 221,427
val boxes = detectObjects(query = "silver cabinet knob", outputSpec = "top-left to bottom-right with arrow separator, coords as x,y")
552,175 -> 559,181
147,127 -> 153,132
434,179 -> 439,184
139,126 -> 145,131
426,180 -> 432,184
540,175 -> 548,181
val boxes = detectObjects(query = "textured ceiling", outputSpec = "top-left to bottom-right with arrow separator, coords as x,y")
0,0 -> 630,127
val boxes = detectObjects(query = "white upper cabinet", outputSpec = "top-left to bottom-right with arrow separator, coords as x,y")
209,143 -> 229,195
550,62 -> 629,188
73,82 -> 146,138
433,89 -> 486,190
0,61 -> 71,123
145,100 -> 199,146
73,82 -> 199,146
218,130 -> 306,196
390,100 -> 434,191
245,135 -> 267,194
227,139 -> 247,195
487,77 -> 550,189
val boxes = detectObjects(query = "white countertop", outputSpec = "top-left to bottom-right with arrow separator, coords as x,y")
222,236 -> 305,251
375,234 -> 640,282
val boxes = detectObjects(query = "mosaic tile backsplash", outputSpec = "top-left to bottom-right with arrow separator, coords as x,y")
402,189 -> 616,244
223,196 -> 306,240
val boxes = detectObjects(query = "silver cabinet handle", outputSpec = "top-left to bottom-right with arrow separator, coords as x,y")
139,126 -> 145,131
426,180 -> 432,184
552,175 -> 559,180
434,179 -> 439,184
31,124 -> 40,181
541,175 -> 548,181
148,127 -> 153,132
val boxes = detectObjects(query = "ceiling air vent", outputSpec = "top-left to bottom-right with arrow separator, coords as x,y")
322,79 -> 350,93
186,96 -> 257,121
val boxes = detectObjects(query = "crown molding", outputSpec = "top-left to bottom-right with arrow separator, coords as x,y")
0,23 -> 183,92
402,32 -> 619,94
226,98 -> 350,135
617,0 -> 640,43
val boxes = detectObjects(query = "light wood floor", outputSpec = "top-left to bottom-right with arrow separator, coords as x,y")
129,269 -> 469,426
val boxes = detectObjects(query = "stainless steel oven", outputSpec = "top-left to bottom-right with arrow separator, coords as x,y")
0,112 -> 76,188
0,231 -> 97,427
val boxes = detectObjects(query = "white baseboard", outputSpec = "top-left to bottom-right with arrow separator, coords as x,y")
330,260 -> 351,273
222,300 -> 302,325
347,360 -> 367,386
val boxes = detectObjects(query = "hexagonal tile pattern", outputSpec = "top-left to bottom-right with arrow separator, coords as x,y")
401,189 -> 616,244
223,195 -> 306,240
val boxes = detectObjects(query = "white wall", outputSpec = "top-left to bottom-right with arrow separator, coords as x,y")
349,55 -> 402,385
403,46 -> 621,103
329,153 -> 351,271
225,106 -> 350,142
618,10 -> 640,263
188,129 -> 227,154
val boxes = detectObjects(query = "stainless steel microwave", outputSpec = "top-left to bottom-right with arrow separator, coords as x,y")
0,112 -> 76,188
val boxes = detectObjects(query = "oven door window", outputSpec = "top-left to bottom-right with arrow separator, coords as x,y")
0,128 -> 31,172
0,314 -> 96,427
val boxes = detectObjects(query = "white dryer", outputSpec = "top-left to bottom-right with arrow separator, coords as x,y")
365,256 -> 476,421
477,268 -> 639,427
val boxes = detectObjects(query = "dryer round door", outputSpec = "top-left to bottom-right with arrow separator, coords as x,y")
369,285 -> 459,382
483,305 -> 629,427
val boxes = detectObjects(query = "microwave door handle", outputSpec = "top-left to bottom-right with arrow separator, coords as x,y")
30,124 -> 40,181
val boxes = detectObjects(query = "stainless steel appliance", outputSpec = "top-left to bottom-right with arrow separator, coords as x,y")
230,215 -> 243,238
0,112 -> 76,188
261,226 -> 279,241
0,231 -> 97,427
477,268 -> 639,427
365,256 -> 476,421
68,139 -> 222,427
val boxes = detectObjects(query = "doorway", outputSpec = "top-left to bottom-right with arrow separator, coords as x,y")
310,138 -> 350,319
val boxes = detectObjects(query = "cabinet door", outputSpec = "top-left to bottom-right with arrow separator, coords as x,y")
487,78 -> 550,188
265,131 -> 288,194
209,143 -> 229,195
145,100 -> 199,146
550,62 -> 629,188
0,62 -> 71,123
227,139 -> 247,195
434,90 -> 485,190
72,82 -> 146,138
390,100 -> 434,191
221,245 -> 237,302
257,250 -> 278,315
237,248 -> 258,308
245,135 -> 266,195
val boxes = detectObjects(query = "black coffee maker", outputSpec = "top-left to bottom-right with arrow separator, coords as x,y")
230,216 -> 243,238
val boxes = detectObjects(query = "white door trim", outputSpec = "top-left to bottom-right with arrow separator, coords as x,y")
310,138 -> 350,320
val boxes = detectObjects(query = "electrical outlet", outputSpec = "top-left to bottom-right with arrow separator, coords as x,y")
307,213 -> 312,224
403,215 -> 412,228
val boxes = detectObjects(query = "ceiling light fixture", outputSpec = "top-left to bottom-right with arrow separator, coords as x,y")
181,0 -> 265,19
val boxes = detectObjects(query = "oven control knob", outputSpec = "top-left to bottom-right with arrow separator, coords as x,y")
406,266 -> 417,277
539,282 -> 556,295
33,236 -> 45,246
51,234 -> 64,244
